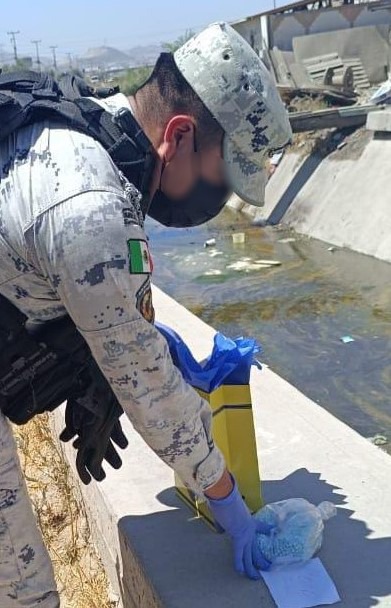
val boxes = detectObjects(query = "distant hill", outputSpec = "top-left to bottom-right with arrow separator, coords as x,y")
78,43 -> 163,70
0,42 -> 165,72
80,46 -> 131,68
126,44 -> 163,67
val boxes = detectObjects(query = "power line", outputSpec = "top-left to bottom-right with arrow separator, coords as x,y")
5,22 -> 208,54
66,52 -> 73,69
49,45 -> 58,70
31,39 -> 42,70
7,30 -> 20,62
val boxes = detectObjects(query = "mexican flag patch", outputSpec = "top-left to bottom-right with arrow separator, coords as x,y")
127,239 -> 152,274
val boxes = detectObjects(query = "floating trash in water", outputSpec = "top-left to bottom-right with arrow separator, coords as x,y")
232,232 -> 246,244
278,237 -> 296,244
328,246 -> 337,253
226,259 -> 281,272
209,250 -> 223,257
340,335 -> 355,344
204,238 -> 216,248
204,269 -> 222,276
227,261 -> 263,272
367,434 -> 388,446
254,259 -> 282,267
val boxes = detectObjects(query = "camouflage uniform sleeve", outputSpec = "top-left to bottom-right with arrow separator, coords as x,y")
34,189 -> 225,496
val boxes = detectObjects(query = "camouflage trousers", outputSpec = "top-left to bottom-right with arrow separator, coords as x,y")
0,411 -> 60,607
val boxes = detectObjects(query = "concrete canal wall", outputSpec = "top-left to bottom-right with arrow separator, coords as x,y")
228,127 -> 391,264
53,286 -> 391,608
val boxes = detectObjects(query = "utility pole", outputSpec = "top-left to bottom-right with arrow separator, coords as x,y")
50,45 -> 58,71
31,39 -> 42,70
7,30 -> 20,62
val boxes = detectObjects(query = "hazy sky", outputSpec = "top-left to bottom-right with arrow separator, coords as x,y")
2,0 -> 293,61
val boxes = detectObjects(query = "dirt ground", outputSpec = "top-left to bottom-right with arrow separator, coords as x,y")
13,414 -> 118,608
285,93 -> 374,160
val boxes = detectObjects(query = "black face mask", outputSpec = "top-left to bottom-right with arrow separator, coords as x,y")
148,180 -> 230,228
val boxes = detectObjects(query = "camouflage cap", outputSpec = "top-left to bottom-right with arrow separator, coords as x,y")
174,22 -> 292,206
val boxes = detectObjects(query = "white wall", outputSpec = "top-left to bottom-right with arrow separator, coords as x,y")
233,4 -> 391,52
270,4 -> 391,50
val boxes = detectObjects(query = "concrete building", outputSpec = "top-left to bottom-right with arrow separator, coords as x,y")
232,0 -> 391,53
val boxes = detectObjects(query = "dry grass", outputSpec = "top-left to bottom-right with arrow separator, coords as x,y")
13,413 -> 118,608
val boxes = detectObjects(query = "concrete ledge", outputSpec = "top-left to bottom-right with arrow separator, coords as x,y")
53,286 -> 391,607
366,109 -> 391,133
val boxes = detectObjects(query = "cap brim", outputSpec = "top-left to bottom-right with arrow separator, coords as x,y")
223,136 -> 268,207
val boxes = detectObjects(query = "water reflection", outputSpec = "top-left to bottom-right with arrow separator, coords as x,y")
147,209 -> 391,454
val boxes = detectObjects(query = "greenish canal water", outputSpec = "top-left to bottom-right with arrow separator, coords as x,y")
147,208 -> 391,454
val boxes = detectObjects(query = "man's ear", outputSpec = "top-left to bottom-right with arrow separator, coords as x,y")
163,115 -> 195,162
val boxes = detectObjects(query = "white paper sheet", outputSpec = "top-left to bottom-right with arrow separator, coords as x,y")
260,558 -> 341,608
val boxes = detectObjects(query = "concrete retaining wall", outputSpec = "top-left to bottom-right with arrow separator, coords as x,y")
53,286 -> 391,608
228,131 -> 391,263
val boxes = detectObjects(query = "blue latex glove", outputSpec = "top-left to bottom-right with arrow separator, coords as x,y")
208,477 -> 272,579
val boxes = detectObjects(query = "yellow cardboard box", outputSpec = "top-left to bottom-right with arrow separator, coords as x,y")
175,383 -> 262,530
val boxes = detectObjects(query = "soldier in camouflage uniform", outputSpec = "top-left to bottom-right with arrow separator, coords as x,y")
0,23 -> 291,606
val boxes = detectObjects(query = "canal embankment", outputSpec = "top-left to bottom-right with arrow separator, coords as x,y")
53,286 -> 391,608
227,120 -> 391,264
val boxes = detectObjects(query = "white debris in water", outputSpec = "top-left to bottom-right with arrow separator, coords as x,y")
183,253 -> 208,264
204,269 -> 223,276
340,335 -> 355,344
367,434 -> 388,446
227,261 -> 268,272
209,250 -> 224,257
254,259 -> 281,266
278,237 -> 296,244
225,257 -> 282,272
232,232 -> 246,244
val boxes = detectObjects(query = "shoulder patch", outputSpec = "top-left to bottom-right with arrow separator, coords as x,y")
136,278 -> 155,324
127,239 -> 152,274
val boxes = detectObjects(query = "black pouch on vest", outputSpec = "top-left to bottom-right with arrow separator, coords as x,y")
0,294 -> 90,425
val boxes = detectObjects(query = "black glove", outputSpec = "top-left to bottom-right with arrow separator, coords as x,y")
60,359 -> 128,484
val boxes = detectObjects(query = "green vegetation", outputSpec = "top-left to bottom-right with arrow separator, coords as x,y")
113,29 -> 195,96
0,28 -> 196,94
0,58 -> 33,72
162,29 -> 195,53
113,65 -> 153,96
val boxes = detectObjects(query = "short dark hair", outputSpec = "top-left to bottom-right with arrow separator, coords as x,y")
137,53 -> 224,149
